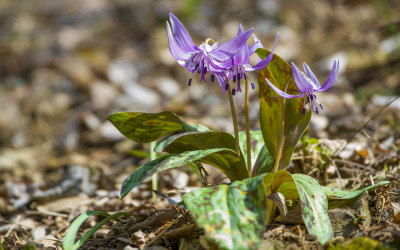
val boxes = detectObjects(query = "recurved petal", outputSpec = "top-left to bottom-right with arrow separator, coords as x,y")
210,28 -> 254,61
250,34 -> 279,70
265,79 -> 304,99
215,73 -> 228,95
248,33 -> 264,55
169,13 -> 199,53
317,60 -> 339,92
291,62 -> 312,93
237,24 -> 244,35
167,22 -> 194,61
303,62 -> 320,87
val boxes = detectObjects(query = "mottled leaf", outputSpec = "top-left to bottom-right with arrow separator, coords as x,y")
292,174 -> 333,244
238,130 -> 265,168
262,170 -> 293,223
257,49 -> 311,170
155,131 -> 248,181
323,181 -> 390,200
277,181 -> 299,200
107,111 -> 197,143
183,175 -> 267,250
263,170 -> 298,200
252,145 -> 275,176
121,148 -> 238,198
268,192 -> 287,216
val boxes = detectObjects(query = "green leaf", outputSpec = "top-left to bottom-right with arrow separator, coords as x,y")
183,175 -> 267,250
262,170 -> 294,223
252,145 -> 275,176
322,181 -> 390,200
107,111 -> 197,143
155,131 -> 248,181
238,130 -> 266,168
257,49 -> 311,170
63,210 -> 131,250
263,170 -> 298,200
292,174 -> 333,244
121,148 -> 243,198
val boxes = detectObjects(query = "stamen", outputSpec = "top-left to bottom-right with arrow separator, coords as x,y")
197,66 -> 201,74
194,63 -> 199,72
225,83 -> 230,91
244,73 -> 247,80
204,66 -> 207,74
313,94 -> 324,110
232,88 -> 236,95
211,74 -> 215,82
251,82 -> 255,89
188,79 -> 192,86
233,75 -> 236,83
303,108 -> 306,114
237,73 -> 241,80
237,78 -> 241,92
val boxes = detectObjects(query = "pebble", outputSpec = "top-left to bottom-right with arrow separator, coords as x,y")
108,60 -> 138,85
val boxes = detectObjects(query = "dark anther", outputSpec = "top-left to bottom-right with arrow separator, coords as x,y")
211,74 -> 215,82
194,63 -> 199,71
233,75 -> 236,82
232,89 -> 236,95
188,79 -> 192,86
204,66 -> 207,74
307,96 -> 310,103
251,82 -> 255,89
244,74 -> 247,80
310,94 -> 314,101
197,66 -> 201,74
303,108 -> 306,114
225,83 -> 230,91
320,104 -> 323,110
237,73 -> 241,80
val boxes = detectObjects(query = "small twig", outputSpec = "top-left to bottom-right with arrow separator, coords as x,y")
5,215 -> 21,237
333,159 -> 377,173
143,214 -> 183,249
377,196 -> 386,224
333,95 -> 399,157
331,160 -> 344,190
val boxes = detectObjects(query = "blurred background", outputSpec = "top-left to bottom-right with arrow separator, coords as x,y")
0,0 -> 399,246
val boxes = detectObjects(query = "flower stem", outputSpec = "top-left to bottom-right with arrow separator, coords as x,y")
244,78 -> 252,177
227,83 -> 240,158
150,141 -> 157,202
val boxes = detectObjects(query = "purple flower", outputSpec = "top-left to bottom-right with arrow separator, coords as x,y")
265,60 -> 339,114
215,25 -> 279,95
166,13 -> 253,88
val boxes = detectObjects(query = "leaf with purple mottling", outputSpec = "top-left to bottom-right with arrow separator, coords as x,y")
257,49 -> 311,170
183,174 -> 267,249
107,111 -> 197,143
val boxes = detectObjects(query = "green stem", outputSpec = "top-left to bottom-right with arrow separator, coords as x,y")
227,83 -> 240,158
244,78 -> 252,177
150,141 -> 157,202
